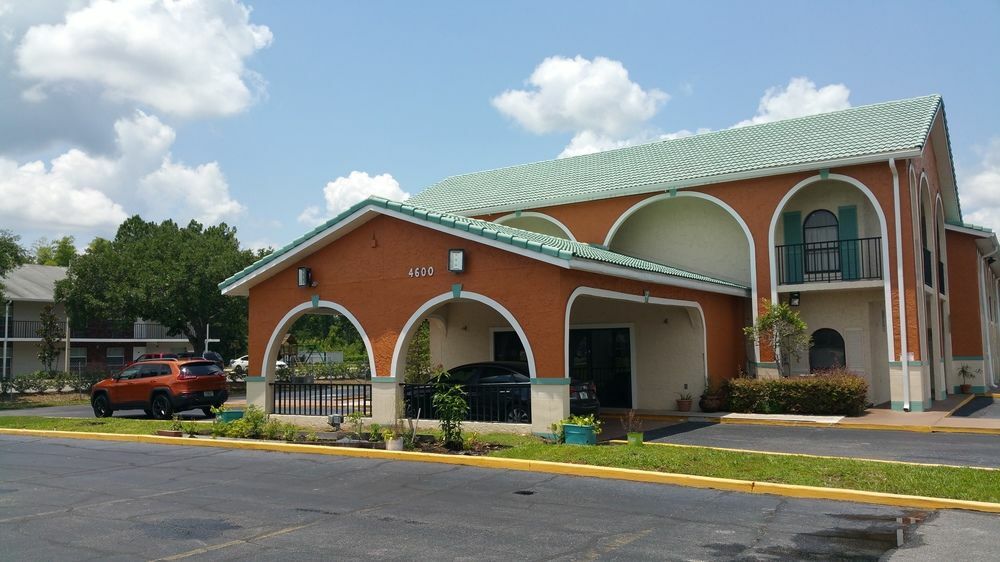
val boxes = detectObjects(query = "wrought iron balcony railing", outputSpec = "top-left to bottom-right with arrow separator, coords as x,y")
776,237 -> 882,285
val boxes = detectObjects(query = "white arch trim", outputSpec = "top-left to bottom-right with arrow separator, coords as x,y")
602,191 -> 759,360
390,291 -> 538,379
262,300 -> 377,380
494,211 -> 578,241
767,173 -> 896,363
565,286 -> 709,388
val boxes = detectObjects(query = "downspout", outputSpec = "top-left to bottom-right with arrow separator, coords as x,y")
978,257 -> 993,389
890,158 -> 911,411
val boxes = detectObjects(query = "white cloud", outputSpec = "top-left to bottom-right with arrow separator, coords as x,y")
959,138 -> 1000,232
0,110 -> 245,233
15,0 -> 272,118
493,55 -> 668,141
298,171 -> 410,226
735,77 -> 851,127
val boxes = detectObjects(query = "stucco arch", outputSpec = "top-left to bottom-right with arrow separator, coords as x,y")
390,291 -> 537,379
767,173 -> 895,363
604,191 -> 756,289
261,300 -> 377,382
495,212 -> 577,241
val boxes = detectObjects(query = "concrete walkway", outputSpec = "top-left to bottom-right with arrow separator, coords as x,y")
604,393 -> 1000,434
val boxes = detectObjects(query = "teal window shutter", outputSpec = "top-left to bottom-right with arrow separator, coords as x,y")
782,212 -> 803,284
838,206 -> 859,280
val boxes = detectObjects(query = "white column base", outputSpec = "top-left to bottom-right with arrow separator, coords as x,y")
245,377 -> 269,412
370,379 -> 401,425
530,382 -> 570,436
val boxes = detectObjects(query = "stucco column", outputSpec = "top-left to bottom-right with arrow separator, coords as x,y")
370,378 -> 400,425
245,376 -> 269,412
530,380 -> 570,436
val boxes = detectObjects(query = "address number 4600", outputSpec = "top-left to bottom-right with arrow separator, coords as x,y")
408,266 -> 434,278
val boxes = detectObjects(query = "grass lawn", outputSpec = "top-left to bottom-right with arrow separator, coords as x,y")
490,442 -> 1000,503
0,416 -> 178,434
0,393 -> 90,410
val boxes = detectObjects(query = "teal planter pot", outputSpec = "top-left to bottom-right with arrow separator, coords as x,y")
563,423 -> 597,445
218,410 -> 244,423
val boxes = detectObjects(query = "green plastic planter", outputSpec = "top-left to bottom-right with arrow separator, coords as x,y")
218,410 -> 244,423
563,423 -> 597,445
626,432 -> 644,446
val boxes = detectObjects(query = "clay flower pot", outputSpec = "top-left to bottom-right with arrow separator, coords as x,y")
676,399 -> 693,412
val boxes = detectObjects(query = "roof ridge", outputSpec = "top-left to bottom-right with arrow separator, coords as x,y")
426,94 -> 942,186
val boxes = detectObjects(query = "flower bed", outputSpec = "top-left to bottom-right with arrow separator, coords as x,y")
725,372 -> 868,416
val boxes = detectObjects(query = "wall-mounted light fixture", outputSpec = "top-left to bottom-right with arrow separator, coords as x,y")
448,249 -> 465,273
297,267 -> 312,288
789,292 -> 801,307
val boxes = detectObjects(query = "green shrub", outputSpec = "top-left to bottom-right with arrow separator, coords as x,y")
27,371 -> 51,394
725,372 -> 868,416
10,374 -> 33,394
69,370 -> 107,393
432,380 -> 468,450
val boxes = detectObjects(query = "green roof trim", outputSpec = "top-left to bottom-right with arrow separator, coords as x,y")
946,220 -> 993,233
219,197 -> 748,293
409,95 -> 943,214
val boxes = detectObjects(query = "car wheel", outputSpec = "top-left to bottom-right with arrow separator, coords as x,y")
151,394 -> 173,420
91,394 -> 113,418
201,407 -> 215,418
233,365 -> 245,375
506,405 -> 529,424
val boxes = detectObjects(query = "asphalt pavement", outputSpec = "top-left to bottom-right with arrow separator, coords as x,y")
1,435 -> 997,560
629,421 -> 1000,468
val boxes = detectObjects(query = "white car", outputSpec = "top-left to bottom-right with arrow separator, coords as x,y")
230,355 -> 288,373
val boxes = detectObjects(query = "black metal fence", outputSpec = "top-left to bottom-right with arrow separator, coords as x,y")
402,383 -> 531,423
776,237 -> 882,284
270,382 -> 371,417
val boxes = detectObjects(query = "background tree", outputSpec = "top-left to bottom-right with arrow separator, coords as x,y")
36,304 -> 64,372
0,230 -> 29,304
56,217 -> 263,360
34,236 -> 77,266
744,299 -> 810,377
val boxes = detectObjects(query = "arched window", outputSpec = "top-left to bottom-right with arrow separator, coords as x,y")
810,328 -> 846,372
803,210 -> 839,274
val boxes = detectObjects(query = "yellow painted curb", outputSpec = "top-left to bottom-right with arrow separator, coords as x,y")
947,394 -> 977,416
608,440 -> 999,471
3,428 -> 999,513
718,418 -> 832,429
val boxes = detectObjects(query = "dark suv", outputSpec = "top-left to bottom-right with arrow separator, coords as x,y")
403,361 -> 600,423
90,360 -> 229,419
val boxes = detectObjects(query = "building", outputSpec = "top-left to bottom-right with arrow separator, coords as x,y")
221,94 -> 1000,433
1,264 -> 193,377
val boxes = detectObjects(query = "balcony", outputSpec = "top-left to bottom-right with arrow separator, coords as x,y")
776,237 -> 882,285
70,322 -> 186,340
2,320 -> 42,339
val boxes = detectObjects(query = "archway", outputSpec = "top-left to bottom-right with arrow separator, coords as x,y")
261,300 -> 376,415
495,212 -> 576,240
809,328 -> 846,371
391,291 -> 536,423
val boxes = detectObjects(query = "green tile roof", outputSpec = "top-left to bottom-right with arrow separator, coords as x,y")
219,197 -> 748,293
409,95 -> 943,214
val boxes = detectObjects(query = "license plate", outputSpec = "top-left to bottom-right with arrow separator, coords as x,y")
204,390 -> 214,397
579,392 -> 588,399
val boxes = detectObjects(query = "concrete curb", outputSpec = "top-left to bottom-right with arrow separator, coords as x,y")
608,439 -> 999,471
2,428 -> 998,514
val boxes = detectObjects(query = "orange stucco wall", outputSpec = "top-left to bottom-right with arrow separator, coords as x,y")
946,230 -> 984,356
246,213 -> 747,384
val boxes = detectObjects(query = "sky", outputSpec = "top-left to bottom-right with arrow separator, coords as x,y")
0,0 -> 998,253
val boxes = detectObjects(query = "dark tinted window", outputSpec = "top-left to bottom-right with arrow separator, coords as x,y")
180,362 -> 223,376
480,366 -> 527,383
809,328 -> 846,372
443,366 -> 478,384
118,366 -> 141,380
204,351 -> 223,362
138,364 -> 161,378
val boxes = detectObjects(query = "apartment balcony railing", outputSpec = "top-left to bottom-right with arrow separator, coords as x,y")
70,322 -> 185,340
776,237 -> 882,285
3,320 -> 42,339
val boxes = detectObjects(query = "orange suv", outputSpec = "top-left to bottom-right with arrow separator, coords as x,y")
90,360 -> 229,419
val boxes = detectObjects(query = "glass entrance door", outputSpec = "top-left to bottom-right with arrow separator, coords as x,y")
569,328 -> 632,408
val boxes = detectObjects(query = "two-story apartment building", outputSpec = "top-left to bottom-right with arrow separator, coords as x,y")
1,264 -> 193,377
220,94 -> 999,433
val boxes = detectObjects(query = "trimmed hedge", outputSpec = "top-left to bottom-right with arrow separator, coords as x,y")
5,370 -> 107,394
725,373 -> 868,416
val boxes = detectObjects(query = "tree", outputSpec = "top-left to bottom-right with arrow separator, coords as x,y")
744,300 -> 810,377
56,216 -> 261,359
33,236 -> 77,267
37,304 -> 64,372
0,230 -> 29,304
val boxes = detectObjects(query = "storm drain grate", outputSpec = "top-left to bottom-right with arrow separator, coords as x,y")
514,490 -> 535,496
